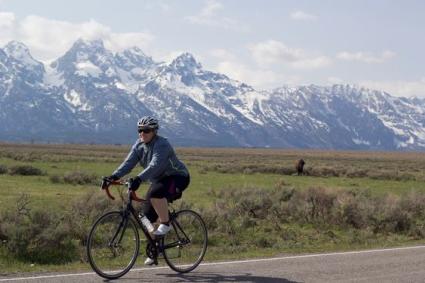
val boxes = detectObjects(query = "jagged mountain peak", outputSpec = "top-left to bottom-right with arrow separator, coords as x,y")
0,41 -> 45,84
322,84 -> 394,106
170,52 -> 202,71
4,40 -> 30,54
282,84 -> 390,100
152,52 -> 204,87
72,38 -> 106,51
58,38 -> 112,63
3,41 -> 41,67
51,38 -> 115,78
2,39 -> 425,150
122,46 -> 148,57
327,84 -> 387,96
115,46 -> 155,69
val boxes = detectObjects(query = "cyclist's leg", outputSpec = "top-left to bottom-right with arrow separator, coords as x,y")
144,176 -> 191,265
146,176 -> 191,233
141,199 -> 158,223
148,178 -> 171,224
143,180 -> 170,265
148,175 -> 190,204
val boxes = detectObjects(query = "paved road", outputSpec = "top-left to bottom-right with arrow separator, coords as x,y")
1,246 -> 424,283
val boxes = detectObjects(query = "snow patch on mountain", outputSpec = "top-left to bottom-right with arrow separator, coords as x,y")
2,39 -> 425,150
75,61 -> 102,77
115,81 -> 129,90
64,89 -> 82,108
229,91 -> 267,125
4,41 -> 40,67
43,65 -> 64,86
353,138 -> 371,145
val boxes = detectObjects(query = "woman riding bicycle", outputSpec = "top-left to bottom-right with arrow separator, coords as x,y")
108,116 -> 190,264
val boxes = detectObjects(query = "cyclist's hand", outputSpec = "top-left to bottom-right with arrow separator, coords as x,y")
108,175 -> 120,181
101,175 -> 119,189
129,176 -> 142,191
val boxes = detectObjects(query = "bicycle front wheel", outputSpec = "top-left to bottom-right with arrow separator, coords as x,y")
87,211 -> 140,279
163,209 -> 208,273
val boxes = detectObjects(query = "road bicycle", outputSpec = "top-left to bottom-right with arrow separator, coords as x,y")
86,177 -> 208,279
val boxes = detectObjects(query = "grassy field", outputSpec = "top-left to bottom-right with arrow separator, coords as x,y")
0,142 -> 424,274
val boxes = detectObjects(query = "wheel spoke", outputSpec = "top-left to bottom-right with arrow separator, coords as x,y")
87,211 -> 140,279
162,210 -> 208,273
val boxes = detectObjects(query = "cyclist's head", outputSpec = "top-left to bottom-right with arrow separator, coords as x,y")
137,116 -> 159,130
137,116 -> 158,143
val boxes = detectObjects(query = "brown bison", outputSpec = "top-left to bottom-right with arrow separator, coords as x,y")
295,159 -> 305,176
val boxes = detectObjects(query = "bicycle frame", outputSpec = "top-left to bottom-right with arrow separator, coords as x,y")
89,177 -> 207,278
101,178 -> 191,263
162,212 -> 191,250
126,190 -> 160,256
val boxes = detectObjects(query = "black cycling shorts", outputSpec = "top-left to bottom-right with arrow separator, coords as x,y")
142,174 -> 190,222
145,174 -> 190,202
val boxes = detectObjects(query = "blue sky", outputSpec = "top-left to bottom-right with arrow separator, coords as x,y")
0,0 -> 424,97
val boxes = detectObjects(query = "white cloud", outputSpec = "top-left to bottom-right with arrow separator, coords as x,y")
210,49 -> 301,89
290,10 -> 317,21
0,11 -> 15,29
0,12 -> 16,41
291,56 -> 331,69
143,1 -> 171,12
360,78 -> 425,97
336,50 -> 396,63
153,50 -> 189,64
250,40 -> 302,64
185,0 -> 249,32
209,48 -> 236,61
0,13 -> 155,62
158,2 -> 171,12
215,60 -> 286,87
199,0 -> 222,17
327,76 -> 344,84
249,40 -> 331,70
105,33 -> 155,53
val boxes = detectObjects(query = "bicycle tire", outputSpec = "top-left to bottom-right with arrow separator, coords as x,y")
87,211 -> 140,279
162,209 -> 208,273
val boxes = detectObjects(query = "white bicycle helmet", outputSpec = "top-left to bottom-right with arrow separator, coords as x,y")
137,116 -> 159,129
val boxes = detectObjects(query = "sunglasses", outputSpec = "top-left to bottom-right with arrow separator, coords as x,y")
138,128 -> 153,134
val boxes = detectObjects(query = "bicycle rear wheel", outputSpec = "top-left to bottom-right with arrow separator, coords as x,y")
87,211 -> 140,279
162,209 -> 208,273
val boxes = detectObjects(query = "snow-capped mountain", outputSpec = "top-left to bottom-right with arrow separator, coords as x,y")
0,39 -> 424,150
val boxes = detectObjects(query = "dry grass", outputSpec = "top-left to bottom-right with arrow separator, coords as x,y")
1,142 -> 425,270
2,142 -> 425,181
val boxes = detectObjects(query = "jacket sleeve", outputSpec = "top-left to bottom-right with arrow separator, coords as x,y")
137,140 -> 170,182
112,143 -> 140,178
